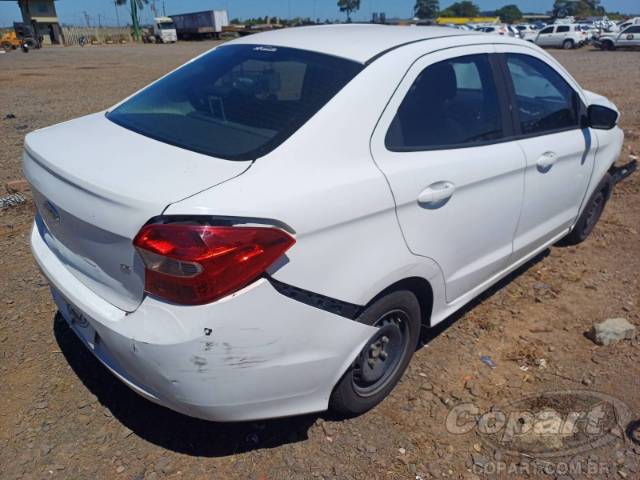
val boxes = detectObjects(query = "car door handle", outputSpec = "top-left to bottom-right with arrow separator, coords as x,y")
537,151 -> 558,171
418,181 -> 456,206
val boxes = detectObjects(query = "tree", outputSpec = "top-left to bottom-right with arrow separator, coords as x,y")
414,0 -> 440,19
553,0 -> 604,19
439,1 -> 480,17
495,4 -> 522,23
115,0 -> 148,41
337,0 -> 361,22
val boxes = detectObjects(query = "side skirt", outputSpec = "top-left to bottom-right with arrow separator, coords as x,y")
430,228 -> 571,327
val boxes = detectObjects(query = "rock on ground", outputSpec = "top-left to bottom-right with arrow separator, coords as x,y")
590,318 -> 636,346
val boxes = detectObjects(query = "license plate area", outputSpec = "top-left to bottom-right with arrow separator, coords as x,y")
64,299 -> 99,349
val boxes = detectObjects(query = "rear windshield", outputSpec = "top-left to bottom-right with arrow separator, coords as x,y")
107,44 -> 363,160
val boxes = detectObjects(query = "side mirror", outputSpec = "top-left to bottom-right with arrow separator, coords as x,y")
587,104 -> 618,130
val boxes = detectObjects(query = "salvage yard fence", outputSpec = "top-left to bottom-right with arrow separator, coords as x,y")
61,26 -> 133,46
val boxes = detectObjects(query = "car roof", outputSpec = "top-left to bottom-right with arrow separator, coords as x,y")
229,24 -> 485,64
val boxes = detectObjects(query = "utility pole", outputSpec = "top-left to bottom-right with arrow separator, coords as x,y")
162,1 -> 166,17
83,11 -> 91,28
98,13 -> 102,28
114,0 -> 120,27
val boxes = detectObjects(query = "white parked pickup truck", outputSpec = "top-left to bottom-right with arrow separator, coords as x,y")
595,24 -> 640,50
523,24 -> 587,49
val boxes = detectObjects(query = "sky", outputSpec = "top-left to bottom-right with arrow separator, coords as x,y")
0,0 -> 638,27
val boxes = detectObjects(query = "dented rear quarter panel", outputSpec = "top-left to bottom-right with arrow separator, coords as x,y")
36,219 -> 377,420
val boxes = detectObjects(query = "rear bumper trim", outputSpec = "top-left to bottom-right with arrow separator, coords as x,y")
267,276 -> 363,320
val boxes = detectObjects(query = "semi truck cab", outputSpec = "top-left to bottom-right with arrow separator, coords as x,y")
153,17 -> 177,43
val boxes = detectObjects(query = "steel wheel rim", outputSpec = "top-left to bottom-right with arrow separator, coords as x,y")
351,309 -> 410,397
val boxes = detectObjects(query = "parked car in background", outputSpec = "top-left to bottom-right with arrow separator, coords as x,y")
475,24 -> 517,37
523,24 -> 587,49
25,25 -> 623,421
614,17 -> 640,32
515,24 -> 537,37
506,25 -> 520,37
447,24 -> 474,31
595,24 -> 640,49
576,23 -> 598,42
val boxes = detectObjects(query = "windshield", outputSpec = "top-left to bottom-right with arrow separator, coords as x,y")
107,44 -> 363,160
158,22 -> 175,30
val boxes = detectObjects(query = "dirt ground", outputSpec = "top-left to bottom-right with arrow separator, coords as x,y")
0,42 -> 639,480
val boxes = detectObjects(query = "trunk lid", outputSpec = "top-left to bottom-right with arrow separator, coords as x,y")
25,112 -> 251,312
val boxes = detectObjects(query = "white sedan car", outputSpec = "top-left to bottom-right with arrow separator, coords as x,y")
26,25 -> 623,421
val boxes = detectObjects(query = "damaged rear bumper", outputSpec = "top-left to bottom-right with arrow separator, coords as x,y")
31,219 -> 377,421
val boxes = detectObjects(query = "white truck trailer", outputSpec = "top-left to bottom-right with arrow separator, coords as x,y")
170,10 -> 229,40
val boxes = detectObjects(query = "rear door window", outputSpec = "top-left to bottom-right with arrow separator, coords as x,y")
107,45 -> 363,160
556,26 -> 570,33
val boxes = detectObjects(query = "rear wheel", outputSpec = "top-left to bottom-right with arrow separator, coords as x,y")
330,290 -> 421,416
561,173 -> 612,245
562,39 -> 574,50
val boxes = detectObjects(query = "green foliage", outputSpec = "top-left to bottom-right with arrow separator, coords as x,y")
604,11 -> 625,20
440,1 -> 480,18
115,0 -> 148,41
552,0 -> 605,18
495,4 -> 522,23
414,0 -> 440,19
337,0 -> 361,21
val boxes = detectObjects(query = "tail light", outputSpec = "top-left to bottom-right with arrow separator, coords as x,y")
133,223 -> 295,305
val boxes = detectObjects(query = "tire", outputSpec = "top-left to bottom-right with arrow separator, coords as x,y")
330,290 -> 421,416
1,41 -> 13,51
561,173 -> 612,245
562,39 -> 574,50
